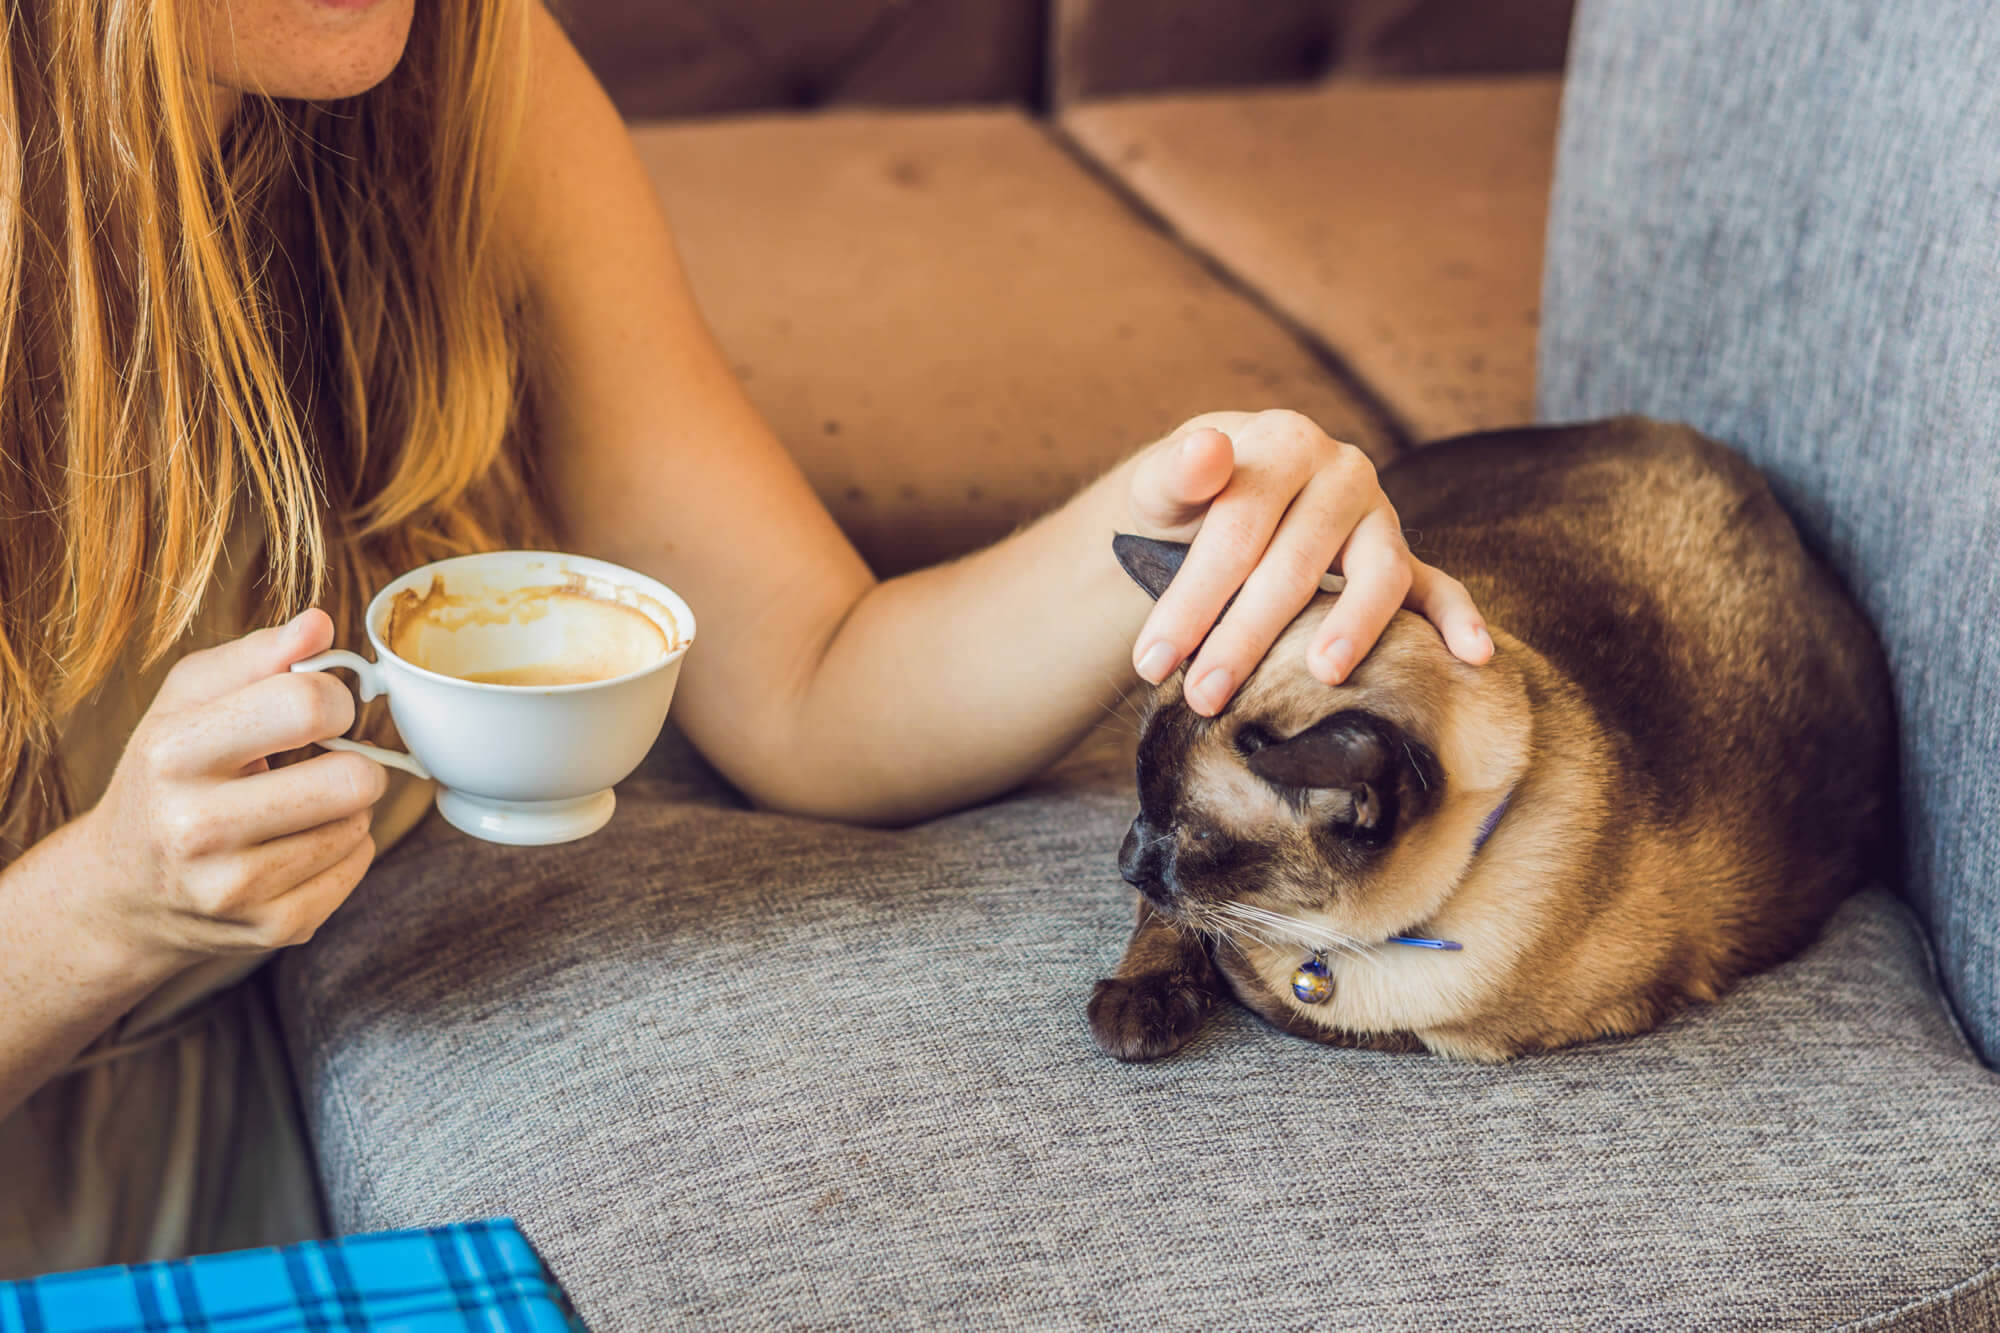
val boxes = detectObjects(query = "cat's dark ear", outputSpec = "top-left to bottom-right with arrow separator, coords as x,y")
1245,710 -> 1442,831
1113,534 -> 1192,602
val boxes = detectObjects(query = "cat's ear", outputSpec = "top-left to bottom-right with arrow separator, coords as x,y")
1113,534 -> 1192,602
1116,533 -> 1345,604
1245,710 -> 1441,829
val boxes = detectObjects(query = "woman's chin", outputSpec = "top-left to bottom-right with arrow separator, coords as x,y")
207,0 -> 415,105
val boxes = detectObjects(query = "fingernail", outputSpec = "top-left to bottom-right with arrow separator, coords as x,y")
1472,625 -> 1493,658
1180,430 -> 1207,458
1136,641 -> 1178,683
1192,666 -> 1233,713
1322,637 -> 1356,682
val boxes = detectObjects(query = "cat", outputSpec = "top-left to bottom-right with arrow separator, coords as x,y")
1091,416 -> 1898,1062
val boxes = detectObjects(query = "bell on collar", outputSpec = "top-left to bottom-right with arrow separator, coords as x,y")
1291,951 -> 1334,1004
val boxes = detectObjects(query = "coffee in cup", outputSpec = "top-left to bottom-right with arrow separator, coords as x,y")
291,551 -> 695,845
384,575 -> 674,688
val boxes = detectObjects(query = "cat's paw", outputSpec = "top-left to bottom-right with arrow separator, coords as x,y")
1089,973 -> 1213,1062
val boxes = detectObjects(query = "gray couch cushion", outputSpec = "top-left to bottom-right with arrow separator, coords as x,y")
1539,0 -> 2000,1065
278,738 -> 1999,1329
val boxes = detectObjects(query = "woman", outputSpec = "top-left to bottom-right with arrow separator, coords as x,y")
0,0 -> 1491,1276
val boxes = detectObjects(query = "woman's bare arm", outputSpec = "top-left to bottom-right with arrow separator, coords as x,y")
0,820 -> 186,1119
503,7 -> 1489,825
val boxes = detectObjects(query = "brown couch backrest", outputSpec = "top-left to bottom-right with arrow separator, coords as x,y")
553,0 -> 1574,121
1054,0 -> 1574,103
549,0 -> 1046,119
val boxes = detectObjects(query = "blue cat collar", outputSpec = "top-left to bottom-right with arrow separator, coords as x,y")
1383,791 -> 1510,951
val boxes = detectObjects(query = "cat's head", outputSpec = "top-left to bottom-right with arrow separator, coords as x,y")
1114,535 -> 1532,949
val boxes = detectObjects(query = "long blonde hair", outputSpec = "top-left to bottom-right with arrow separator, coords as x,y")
0,0 -> 550,852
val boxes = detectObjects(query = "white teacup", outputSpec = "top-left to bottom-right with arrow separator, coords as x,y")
291,550 -> 695,846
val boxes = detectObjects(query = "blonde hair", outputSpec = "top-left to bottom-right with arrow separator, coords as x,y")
0,0 -> 550,852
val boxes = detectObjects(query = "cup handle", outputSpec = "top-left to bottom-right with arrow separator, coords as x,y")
290,650 -> 433,781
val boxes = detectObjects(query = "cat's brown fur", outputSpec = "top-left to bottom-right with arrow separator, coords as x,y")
1091,417 -> 1897,1062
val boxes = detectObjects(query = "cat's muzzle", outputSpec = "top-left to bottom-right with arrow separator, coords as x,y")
1118,816 -> 1180,908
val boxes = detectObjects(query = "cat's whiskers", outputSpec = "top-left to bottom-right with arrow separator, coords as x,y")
1211,930 -> 1260,967
1220,902 -> 1381,960
1199,911 -> 1293,954
1212,899 -> 1325,939
1217,915 -> 1377,973
1185,909 -> 1293,969
1092,670 -> 1154,735
1178,903 -> 1239,944
1209,901 -> 1383,970
1082,690 -> 1140,747
1087,700 -> 1141,742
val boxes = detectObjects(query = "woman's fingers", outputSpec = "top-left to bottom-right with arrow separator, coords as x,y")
197,825 -> 379,954
1405,560 -> 1493,665
1121,409 -> 1492,710
163,751 -> 388,858
1177,466 -> 1377,714
1131,436 -> 1313,687
252,834 -> 379,951
1306,507 -> 1416,684
167,669 -> 359,777
1128,426 -> 1236,536
176,806 -> 374,934
154,610 -> 334,712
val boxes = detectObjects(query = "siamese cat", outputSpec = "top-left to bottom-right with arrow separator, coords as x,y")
1093,416 -> 1897,1062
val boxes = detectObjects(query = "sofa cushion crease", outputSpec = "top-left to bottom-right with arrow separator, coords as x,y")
1063,76 -> 1561,442
629,106 -> 1393,576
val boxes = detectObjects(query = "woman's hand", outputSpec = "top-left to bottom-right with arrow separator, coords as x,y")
75,610 -> 387,966
1126,410 -> 1493,716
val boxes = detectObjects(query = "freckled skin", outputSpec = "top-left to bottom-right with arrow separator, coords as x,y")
200,0 -> 416,104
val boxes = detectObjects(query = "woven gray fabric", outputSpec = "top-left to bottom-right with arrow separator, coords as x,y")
278,735 -> 2000,1330
1538,0 -> 2000,1064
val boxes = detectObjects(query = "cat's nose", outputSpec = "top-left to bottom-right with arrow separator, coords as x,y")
1119,817 -> 1176,899
1117,818 -> 1152,884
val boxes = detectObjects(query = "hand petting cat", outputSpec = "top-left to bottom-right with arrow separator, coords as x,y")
1120,410 -> 1494,716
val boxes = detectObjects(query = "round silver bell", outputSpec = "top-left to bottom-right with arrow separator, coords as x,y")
1291,952 -> 1333,1005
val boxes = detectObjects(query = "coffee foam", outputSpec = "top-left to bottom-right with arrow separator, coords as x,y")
384,573 -> 675,688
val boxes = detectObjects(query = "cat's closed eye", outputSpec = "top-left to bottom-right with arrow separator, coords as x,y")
1178,825 -> 1242,871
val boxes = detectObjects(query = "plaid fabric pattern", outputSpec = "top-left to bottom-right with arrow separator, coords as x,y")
0,1220 -> 584,1333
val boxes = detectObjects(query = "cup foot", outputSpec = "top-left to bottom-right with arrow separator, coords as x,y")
434,788 -> 617,846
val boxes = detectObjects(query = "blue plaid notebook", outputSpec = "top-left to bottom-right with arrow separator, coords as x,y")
0,1219 -> 585,1333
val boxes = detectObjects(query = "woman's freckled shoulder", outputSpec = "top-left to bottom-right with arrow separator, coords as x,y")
490,2 -> 637,287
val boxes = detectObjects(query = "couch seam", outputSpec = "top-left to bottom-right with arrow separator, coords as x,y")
1827,889 -> 1999,1327
1037,119 -> 1413,456
1883,889 -> 1989,1067
680,0 -> 790,100
1828,1256 -> 2000,1332
296,910 -> 388,1230
819,0 -> 917,101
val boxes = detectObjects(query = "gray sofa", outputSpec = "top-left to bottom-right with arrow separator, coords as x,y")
276,1 -> 2000,1327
